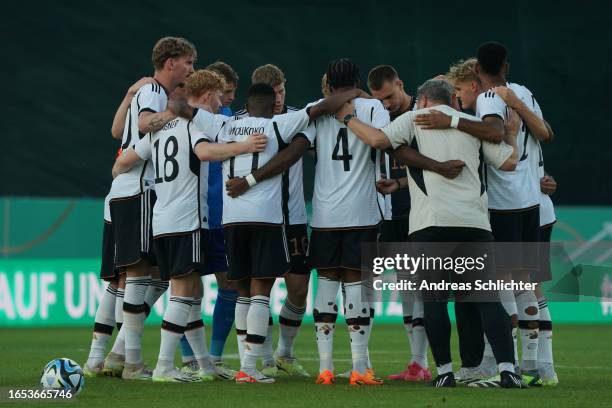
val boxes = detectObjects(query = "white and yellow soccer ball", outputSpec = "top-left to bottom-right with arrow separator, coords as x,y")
40,358 -> 85,395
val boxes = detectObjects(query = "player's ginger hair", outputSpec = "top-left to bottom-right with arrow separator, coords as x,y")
251,64 -> 285,87
152,37 -> 197,71
446,58 -> 480,85
185,69 -> 227,97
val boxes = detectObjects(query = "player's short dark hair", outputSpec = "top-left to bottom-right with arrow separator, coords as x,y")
477,41 -> 508,76
326,58 -> 360,89
246,83 -> 276,111
367,65 -> 398,91
206,61 -> 239,86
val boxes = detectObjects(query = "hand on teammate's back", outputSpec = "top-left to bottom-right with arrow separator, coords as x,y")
376,178 -> 400,194
433,160 -> 466,179
414,109 -> 452,129
334,100 -> 355,123
167,99 -> 192,119
243,133 -> 268,153
540,175 -> 557,195
505,108 -> 522,138
492,85 -> 521,109
127,77 -> 156,96
225,177 -> 249,198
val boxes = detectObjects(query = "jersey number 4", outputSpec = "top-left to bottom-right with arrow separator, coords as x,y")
153,136 -> 179,183
332,128 -> 352,171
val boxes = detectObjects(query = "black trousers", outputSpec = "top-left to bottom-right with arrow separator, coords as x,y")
409,226 -> 514,368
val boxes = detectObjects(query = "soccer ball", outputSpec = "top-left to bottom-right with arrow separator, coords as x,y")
40,358 -> 85,395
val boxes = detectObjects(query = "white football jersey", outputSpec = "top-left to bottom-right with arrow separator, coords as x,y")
306,98 -> 390,229
476,83 -> 540,210
103,195 -> 111,222
383,105 -> 514,234
133,118 -> 209,237
534,142 -> 556,226
193,108 -> 313,225
379,153 -> 392,220
106,82 -> 167,204
233,105 -> 309,225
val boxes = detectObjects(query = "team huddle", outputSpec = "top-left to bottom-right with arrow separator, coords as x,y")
83,36 -> 558,389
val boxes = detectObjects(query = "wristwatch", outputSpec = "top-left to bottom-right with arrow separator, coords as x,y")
343,114 -> 354,126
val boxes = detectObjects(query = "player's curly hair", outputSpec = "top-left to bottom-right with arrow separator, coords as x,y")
184,69 -> 226,97
151,36 -> 197,70
251,64 -> 285,87
326,58 -> 360,89
446,58 -> 480,85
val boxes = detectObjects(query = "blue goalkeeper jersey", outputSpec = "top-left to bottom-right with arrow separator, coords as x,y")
207,106 -> 232,229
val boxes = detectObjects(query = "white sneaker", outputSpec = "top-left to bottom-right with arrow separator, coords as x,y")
478,356 -> 498,378
180,360 -> 199,376
213,361 -> 237,380
455,367 -> 485,384
122,363 -> 152,381
152,368 -> 202,383
261,361 -> 278,378
197,368 -> 216,382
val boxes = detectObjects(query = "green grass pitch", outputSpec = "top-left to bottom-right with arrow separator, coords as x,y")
1,324 -> 610,407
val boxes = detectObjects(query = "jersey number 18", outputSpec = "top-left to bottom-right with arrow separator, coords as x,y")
153,136 -> 179,183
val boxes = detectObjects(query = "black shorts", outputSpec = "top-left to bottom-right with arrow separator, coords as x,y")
533,223 -> 555,282
308,226 -> 378,271
224,224 -> 290,280
100,221 -> 120,281
204,229 -> 229,275
379,218 -> 409,242
109,190 -> 157,268
285,224 -> 310,275
489,206 -> 540,242
489,206 -> 540,274
154,229 -> 210,281
408,226 -> 498,302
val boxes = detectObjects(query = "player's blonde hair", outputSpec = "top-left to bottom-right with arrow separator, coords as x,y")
185,69 -> 227,97
151,37 -> 197,70
321,73 -> 331,97
446,58 -> 480,85
251,64 -> 285,87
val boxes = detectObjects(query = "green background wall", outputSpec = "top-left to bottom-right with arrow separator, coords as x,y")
3,0 -> 612,203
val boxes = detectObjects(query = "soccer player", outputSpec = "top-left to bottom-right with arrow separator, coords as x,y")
83,76 -> 157,377
473,42 -> 549,383
233,64 -> 311,377
177,81 -> 366,383
177,61 -> 241,378
338,78 -> 526,388
490,84 -> 558,386
304,59 -> 390,386
102,37 -> 196,380
112,70 -> 265,382
536,170 -> 558,386
366,65 -> 431,382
